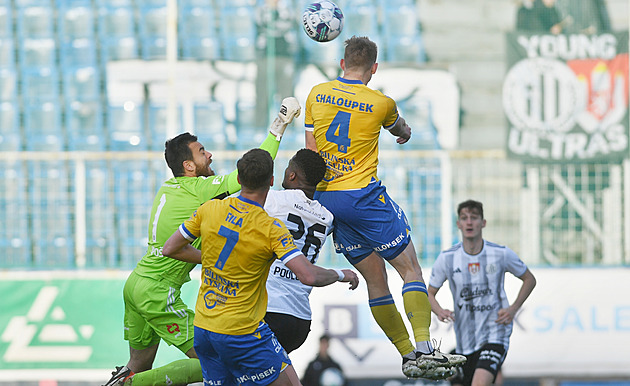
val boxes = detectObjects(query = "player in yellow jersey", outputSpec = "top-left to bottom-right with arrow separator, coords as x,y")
162,148 -> 359,386
102,98 -> 301,386
304,36 -> 466,380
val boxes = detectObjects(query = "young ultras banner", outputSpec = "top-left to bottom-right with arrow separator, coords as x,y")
503,31 -> 629,163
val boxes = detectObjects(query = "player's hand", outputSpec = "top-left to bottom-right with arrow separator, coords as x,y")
396,122 -> 411,144
269,97 -> 301,139
495,307 -> 516,325
436,308 -> 455,323
340,269 -> 359,290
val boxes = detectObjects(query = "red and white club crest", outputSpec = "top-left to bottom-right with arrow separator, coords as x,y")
468,262 -> 480,275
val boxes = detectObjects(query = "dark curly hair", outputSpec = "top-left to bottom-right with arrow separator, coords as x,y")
291,149 -> 327,187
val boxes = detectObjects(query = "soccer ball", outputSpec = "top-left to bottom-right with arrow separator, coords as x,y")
302,1 -> 344,43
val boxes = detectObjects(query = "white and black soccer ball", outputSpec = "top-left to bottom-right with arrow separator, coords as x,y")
302,1 -> 344,43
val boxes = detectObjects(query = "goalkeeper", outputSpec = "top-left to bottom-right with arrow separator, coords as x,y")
102,97 -> 301,386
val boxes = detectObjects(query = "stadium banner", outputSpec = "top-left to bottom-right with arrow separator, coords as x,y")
503,31 -> 629,163
1,269 -> 629,381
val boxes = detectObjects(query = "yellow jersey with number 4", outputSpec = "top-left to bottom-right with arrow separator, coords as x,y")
305,77 -> 399,191
179,195 -> 301,335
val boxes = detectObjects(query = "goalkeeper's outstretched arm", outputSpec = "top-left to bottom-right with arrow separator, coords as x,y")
214,97 -> 302,198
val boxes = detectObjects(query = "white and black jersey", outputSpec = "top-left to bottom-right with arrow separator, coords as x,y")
264,189 -> 334,320
429,240 -> 528,355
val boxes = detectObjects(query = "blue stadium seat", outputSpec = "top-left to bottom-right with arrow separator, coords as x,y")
17,5 -> 54,38
218,6 -> 256,61
101,37 -> 140,63
398,98 -> 440,150
0,101 -> 20,151
24,100 -> 65,151
385,35 -> 427,64
60,39 -> 97,68
193,100 -> 229,150
342,2 -> 380,39
139,5 -> 167,39
299,33 -> 344,64
139,5 -> 168,60
0,68 -> 16,100
62,66 -> 100,100
408,164 -> 443,263
179,4 -> 215,38
19,38 -> 57,70
181,37 -> 220,61
28,160 -> 75,268
0,4 -> 11,38
0,38 -> 15,68
66,99 -> 105,151
112,160 -> 154,267
107,102 -> 147,151
0,161 -> 31,268
179,4 -> 220,60
79,160 -> 117,267
97,4 -> 135,39
234,100 -> 267,149
21,68 -> 59,101
147,103 -> 183,150
58,3 -> 95,41
381,4 -> 426,63
178,0 -> 212,6
141,37 -> 167,60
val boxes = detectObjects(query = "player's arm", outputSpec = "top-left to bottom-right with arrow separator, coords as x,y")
386,115 -> 411,144
284,254 -> 359,289
163,226 -> 202,264
305,130 -> 317,151
428,285 -> 455,323
496,268 -> 537,325
204,97 -> 302,200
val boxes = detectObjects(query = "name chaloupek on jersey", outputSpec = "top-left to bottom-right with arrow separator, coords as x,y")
264,189 -> 334,320
179,195 -> 301,335
428,240 -> 528,355
305,77 -> 399,191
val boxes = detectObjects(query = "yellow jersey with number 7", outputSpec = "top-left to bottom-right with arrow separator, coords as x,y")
178,195 -> 301,335
305,77 -> 399,191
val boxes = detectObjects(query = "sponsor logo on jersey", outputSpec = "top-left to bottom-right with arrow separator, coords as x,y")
453,267 -> 462,274
460,286 -> 493,301
236,366 -> 277,383
167,323 -> 180,334
464,303 -> 495,312
486,263 -> 497,274
374,232 -> 406,252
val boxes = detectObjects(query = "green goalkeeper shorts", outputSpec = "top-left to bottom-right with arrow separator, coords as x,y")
123,271 -> 195,353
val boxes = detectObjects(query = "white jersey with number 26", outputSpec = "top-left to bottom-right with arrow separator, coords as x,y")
264,189 -> 334,320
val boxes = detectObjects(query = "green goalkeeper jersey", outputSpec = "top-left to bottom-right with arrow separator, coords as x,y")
132,133 -> 280,287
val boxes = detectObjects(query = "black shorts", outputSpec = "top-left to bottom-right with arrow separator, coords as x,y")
264,312 -> 311,354
450,343 -> 506,386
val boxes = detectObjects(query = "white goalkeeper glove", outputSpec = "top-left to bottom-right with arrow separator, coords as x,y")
269,97 -> 301,140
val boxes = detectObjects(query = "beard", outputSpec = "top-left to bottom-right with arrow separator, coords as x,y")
196,161 -> 215,177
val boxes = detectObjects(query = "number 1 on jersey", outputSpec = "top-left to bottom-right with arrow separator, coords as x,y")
325,111 -> 351,153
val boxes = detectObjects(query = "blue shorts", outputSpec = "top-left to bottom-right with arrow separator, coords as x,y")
315,179 -> 411,265
193,322 -> 291,386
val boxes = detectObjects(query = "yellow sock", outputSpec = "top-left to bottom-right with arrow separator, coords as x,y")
369,295 -> 415,356
402,281 -> 431,343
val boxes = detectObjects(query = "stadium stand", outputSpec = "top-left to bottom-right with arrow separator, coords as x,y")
0,0 -> 433,268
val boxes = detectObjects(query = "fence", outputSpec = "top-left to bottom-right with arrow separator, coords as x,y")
1,149 -> 627,269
